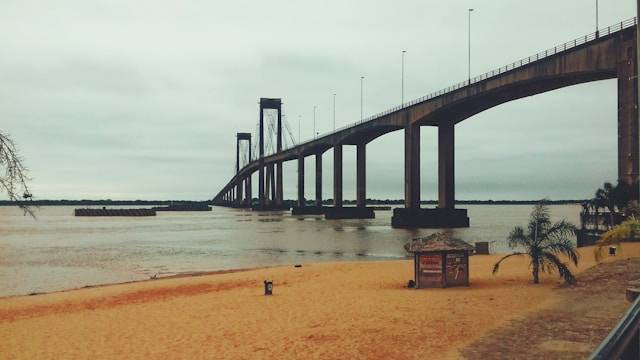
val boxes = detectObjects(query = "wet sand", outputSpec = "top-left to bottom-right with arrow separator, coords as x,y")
1,244 -> 639,359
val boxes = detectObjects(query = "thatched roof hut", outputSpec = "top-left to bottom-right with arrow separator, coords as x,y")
405,232 -> 474,288
404,232 -> 474,253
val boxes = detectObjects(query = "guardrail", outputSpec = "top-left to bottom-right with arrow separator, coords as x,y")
589,294 -> 640,359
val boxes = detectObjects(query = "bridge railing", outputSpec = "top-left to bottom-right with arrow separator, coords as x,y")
589,294 -> 640,359
293,17 -> 637,149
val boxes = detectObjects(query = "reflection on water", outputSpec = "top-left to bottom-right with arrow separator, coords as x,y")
0,204 -> 579,297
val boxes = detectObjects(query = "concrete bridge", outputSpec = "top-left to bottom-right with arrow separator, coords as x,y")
213,18 -> 640,228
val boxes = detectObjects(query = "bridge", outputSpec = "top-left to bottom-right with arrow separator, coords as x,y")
213,18 -> 640,228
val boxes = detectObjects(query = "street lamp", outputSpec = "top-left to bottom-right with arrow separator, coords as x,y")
402,50 -> 407,106
298,115 -> 301,143
596,0 -> 599,37
360,76 -> 365,121
333,93 -> 336,131
313,105 -> 317,138
468,8 -> 474,85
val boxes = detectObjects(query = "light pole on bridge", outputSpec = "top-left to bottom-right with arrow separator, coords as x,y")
333,93 -> 336,131
298,115 -> 301,143
360,76 -> 365,121
468,8 -> 474,85
313,105 -> 317,138
402,50 -> 407,106
596,0 -> 599,38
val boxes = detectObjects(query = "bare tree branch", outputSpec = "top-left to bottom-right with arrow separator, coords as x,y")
0,131 -> 34,217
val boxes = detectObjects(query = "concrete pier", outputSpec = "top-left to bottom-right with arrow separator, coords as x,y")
297,154 -> 305,207
276,161 -> 283,206
235,182 -> 242,207
265,164 -> 272,205
245,175 -> 252,206
333,145 -> 343,208
617,36 -> 640,201
392,123 -> 468,228
269,162 -> 276,204
356,143 -> 366,208
438,122 -> 455,209
325,143 -> 374,219
293,153 -> 328,215
315,153 -> 322,207
325,207 -> 375,219
258,107 -> 265,207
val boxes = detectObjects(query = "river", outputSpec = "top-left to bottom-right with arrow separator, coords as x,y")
0,204 -> 580,297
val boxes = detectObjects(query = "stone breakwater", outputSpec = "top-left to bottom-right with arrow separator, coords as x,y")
74,208 -> 156,216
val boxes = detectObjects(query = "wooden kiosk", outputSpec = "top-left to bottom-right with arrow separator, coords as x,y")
405,233 -> 474,289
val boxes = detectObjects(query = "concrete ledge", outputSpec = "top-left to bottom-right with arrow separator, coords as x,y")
292,206 -> 328,215
251,204 -> 291,211
391,208 -> 469,228
325,207 -> 375,219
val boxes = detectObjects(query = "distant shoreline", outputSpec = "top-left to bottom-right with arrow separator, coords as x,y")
0,199 -> 586,206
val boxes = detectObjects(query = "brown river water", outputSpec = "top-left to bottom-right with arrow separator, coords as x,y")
0,204 -> 580,297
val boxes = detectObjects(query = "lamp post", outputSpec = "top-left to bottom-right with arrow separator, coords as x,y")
333,93 -> 336,131
313,106 -> 317,138
298,115 -> 301,143
596,0 -> 599,37
360,76 -> 364,121
402,50 -> 407,106
468,8 -> 474,85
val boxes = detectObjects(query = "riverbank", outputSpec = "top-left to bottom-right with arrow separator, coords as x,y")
1,244 -> 638,359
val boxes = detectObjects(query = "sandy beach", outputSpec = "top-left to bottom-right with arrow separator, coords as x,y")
1,244 -> 639,359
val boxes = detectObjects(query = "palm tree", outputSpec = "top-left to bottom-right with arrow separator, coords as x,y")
595,182 -> 616,229
590,198 -> 603,232
493,201 -> 579,284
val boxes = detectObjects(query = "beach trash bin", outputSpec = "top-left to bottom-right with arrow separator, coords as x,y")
264,280 -> 273,295
609,246 -> 617,256
475,242 -> 490,255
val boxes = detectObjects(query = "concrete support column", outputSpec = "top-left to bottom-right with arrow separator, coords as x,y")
618,38 -> 640,202
333,145 -> 343,208
236,182 -> 242,205
315,153 -> 322,207
404,124 -> 420,209
356,143 -> 366,208
276,101 -> 283,206
297,155 -> 305,207
269,163 -> 276,204
276,162 -> 283,205
244,178 -> 249,205
265,165 -> 272,205
438,122 -> 455,209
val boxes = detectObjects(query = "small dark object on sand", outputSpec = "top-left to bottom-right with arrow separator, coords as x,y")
294,264 -> 302,268
264,280 -> 273,295
407,280 -> 415,288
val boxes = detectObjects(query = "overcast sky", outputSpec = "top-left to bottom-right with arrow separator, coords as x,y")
0,0 -> 636,201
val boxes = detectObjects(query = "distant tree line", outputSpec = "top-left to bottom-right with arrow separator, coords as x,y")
0,198 -> 587,207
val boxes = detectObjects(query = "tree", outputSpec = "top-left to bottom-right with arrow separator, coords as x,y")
594,181 -> 633,229
0,131 -> 33,216
595,182 -> 616,229
594,218 -> 640,261
492,201 -> 579,284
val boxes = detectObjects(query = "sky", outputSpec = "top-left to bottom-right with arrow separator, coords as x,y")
0,0 -> 636,201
